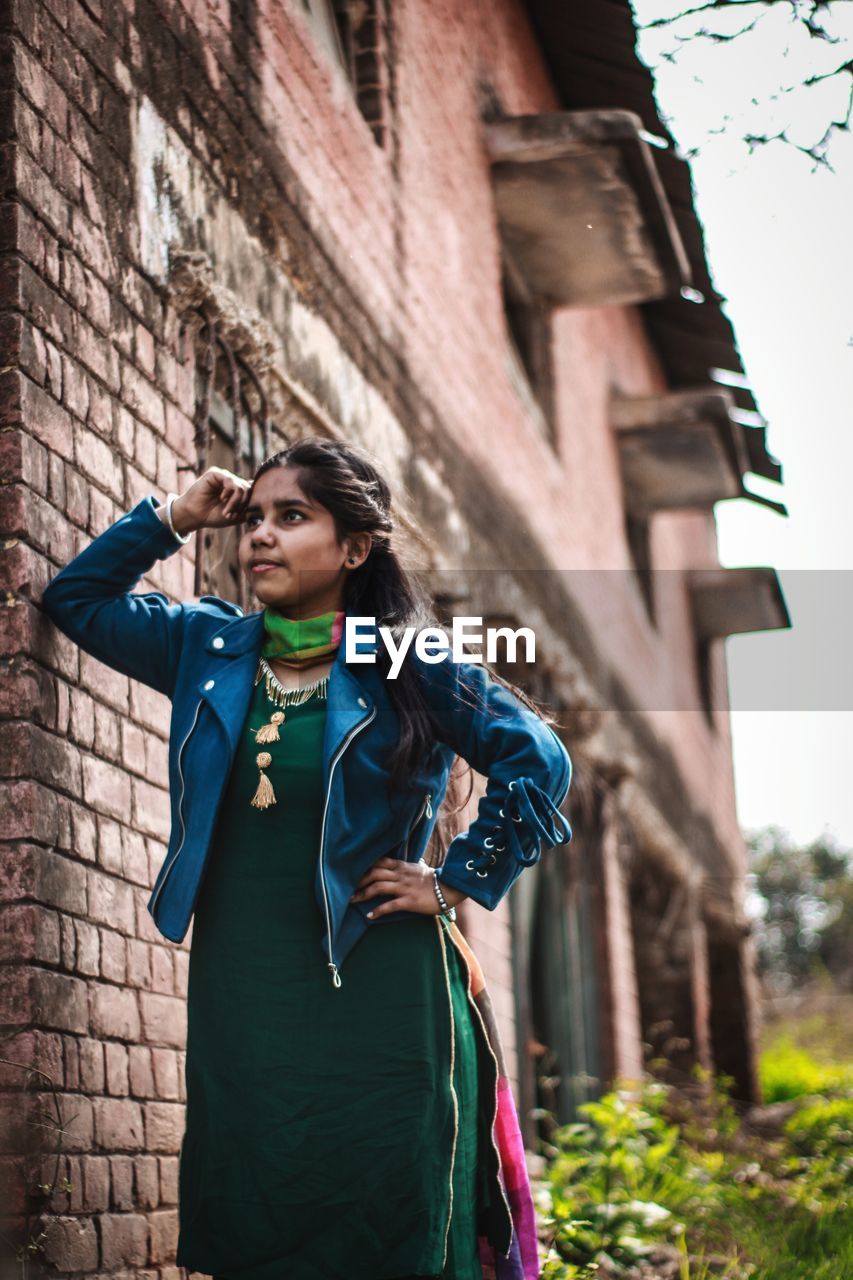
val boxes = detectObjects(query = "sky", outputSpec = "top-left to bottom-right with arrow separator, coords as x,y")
630,0 -> 853,851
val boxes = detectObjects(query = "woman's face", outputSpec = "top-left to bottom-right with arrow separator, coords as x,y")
238,465 -> 370,618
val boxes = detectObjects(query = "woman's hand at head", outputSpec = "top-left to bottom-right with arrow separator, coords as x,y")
349,856 -> 467,918
171,466 -> 253,534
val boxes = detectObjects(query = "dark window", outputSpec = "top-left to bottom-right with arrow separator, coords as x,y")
183,313 -> 276,611
501,248 -> 557,447
302,0 -> 391,147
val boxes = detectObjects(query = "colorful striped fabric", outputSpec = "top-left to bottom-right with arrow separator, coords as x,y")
260,607 -> 346,667
440,918 -> 541,1280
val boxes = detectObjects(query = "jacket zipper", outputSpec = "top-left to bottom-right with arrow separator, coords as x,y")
150,697 -> 204,919
319,704 -> 377,989
405,789 -> 433,859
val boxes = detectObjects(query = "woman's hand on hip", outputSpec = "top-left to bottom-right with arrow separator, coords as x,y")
349,857 -> 467,918
170,466 -> 253,534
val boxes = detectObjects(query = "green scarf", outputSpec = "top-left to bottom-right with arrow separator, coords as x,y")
261,607 -> 346,669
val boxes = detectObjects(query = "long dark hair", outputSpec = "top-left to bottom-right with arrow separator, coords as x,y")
248,436 -> 559,864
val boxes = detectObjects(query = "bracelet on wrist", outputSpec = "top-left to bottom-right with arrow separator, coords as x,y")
432,870 -> 456,921
163,492 -> 191,545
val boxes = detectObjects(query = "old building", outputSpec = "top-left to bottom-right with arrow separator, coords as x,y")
1,0 -> 787,1271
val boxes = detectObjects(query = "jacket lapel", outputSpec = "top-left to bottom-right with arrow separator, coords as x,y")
195,609 -> 380,780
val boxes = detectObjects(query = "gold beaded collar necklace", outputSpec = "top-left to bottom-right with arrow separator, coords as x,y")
249,659 -> 330,810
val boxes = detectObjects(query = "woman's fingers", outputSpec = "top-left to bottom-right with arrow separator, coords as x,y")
220,480 -> 251,522
352,858 -> 440,918
223,490 -> 242,518
351,877 -> 398,899
351,857 -> 402,892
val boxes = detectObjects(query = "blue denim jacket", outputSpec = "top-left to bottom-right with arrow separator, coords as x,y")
41,494 -> 573,987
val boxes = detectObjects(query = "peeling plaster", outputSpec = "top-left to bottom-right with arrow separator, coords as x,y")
133,94 -> 411,490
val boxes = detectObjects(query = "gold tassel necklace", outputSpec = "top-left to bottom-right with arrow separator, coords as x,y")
249,655 -> 329,809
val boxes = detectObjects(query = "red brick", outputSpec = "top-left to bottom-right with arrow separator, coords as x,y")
61,349 -> 90,418
89,980 -> 139,1040
63,458 -> 90,525
47,449 -> 65,507
73,417 -> 123,499
78,1036 -> 105,1094
0,721 -> 81,792
20,373 -> 75,459
149,943 -> 173,996
0,780 -> 59,843
92,1097 -> 144,1152
81,1152 -> 110,1212
0,901 -> 61,964
99,1210 -> 148,1267
128,679 -> 171,734
100,926 -> 127,984
120,360 -> 166,435
150,1047 -> 180,1101
0,660 -> 51,726
144,732 -> 168,789
142,1101 -> 184,1153
139,992 -> 185,1049
158,1154 -> 178,1206
0,1028 -> 63,1087
38,615 -> 80,683
134,1153 -> 159,1210
87,867 -> 135,935
72,305 -> 121,389
128,1043 -> 154,1097
81,754 -> 132,823
134,323 -> 156,378
83,263 -> 112,334
108,1152 -> 134,1209
87,378 -> 113,437
70,799 -> 98,861
42,1214 -> 99,1272
96,814 -> 123,875
63,1028 -> 80,1085
131,776 -> 170,842
79,652 -> 128,712
104,1039 -> 129,1095
122,829 -> 149,886
87,483 -> 118,534
75,916 -> 100,976
120,718 -> 147,776
148,1206 -> 179,1264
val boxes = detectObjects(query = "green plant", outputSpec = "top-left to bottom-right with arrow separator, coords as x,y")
535,1048 -> 852,1280
0,1054 -> 76,1279
759,1034 -> 853,1103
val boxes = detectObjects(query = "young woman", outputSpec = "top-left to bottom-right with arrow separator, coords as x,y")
41,436 -> 573,1280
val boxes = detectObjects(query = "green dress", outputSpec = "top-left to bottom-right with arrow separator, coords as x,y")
175,669 -> 484,1280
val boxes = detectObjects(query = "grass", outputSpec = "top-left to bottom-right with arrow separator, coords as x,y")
532,1007 -> 853,1279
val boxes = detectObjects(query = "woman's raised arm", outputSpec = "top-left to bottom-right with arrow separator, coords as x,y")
41,468 -> 251,698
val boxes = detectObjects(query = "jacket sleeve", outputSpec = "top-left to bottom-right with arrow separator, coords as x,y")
41,494 -> 217,699
412,651 -> 573,910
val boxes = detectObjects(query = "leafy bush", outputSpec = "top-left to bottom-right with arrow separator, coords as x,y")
534,1051 -> 852,1280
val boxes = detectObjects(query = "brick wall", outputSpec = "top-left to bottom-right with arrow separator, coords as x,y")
0,0 -> 750,1272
